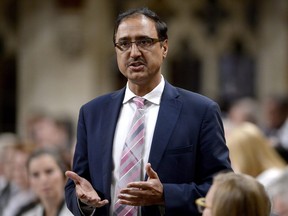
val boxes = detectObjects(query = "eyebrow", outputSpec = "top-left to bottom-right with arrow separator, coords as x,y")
117,36 -> 153,41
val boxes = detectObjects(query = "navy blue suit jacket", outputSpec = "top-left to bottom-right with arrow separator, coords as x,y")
65,81 -> 232,216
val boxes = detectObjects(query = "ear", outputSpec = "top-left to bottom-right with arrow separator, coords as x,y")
162,40 -> 168,59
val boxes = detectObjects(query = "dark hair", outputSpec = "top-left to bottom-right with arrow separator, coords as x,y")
113,7 -> 168,43
27,148 -> 70,177
269,94 -> 288,112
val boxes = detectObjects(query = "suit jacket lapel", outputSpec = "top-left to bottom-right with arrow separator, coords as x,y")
147,82 -> 182,173
100,88 -> 125,199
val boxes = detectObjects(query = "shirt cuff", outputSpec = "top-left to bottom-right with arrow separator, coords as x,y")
77,198 -> 96,216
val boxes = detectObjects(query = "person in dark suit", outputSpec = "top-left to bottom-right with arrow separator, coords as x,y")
65,7 -> 232,216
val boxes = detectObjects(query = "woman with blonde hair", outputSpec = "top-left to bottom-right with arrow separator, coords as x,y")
226,122 -> 286,187
196,172 -> 271,216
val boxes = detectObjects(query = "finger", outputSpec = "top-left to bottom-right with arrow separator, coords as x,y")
127,182 -> 150,190
65,171 -> 82,184
121,187 -> 143,194
126,181 -> 143,188
145,163 -> 158,179
90,199 -> 109,208
95,199 -> 109,208
78,194 -> 90,204
97,199 -> 109,206
118,193 -> 138,201
119,199 -> 138,206
79,192 -> 109,206
118,193 -> 142,206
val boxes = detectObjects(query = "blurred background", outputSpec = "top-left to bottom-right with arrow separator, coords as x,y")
0,0 -> 287,138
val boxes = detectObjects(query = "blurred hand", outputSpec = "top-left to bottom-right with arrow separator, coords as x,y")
65,171 -> 109,208
117,163 -> 164,206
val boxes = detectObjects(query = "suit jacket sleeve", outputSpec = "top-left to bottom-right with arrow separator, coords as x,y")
65,91 -> 123,216
65,106 -> 92,216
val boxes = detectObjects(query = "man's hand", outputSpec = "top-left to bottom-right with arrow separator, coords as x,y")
117,163 -> 164,206
65,171 -> 109,208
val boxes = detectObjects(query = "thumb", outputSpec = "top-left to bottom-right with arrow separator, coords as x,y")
65,171 -> 82,184
145,163 -> 158,179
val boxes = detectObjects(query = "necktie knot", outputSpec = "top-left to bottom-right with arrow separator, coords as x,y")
133,96 -> 145,109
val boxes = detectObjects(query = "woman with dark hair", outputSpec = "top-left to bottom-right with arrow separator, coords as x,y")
20,148 -> 73,216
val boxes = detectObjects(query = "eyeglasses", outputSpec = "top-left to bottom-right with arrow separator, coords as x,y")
195,197 -> 211,213
114,37 -> 162,51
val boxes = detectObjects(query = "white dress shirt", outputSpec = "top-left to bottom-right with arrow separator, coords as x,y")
21,202 -> 73,216
111,75 -> 165,211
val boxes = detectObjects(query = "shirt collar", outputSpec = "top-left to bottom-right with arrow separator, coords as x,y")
123,75 -> 165,105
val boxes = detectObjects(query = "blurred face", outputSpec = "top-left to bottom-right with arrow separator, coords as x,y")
115,14 -> 168,93
2,147 -> 15,180
11,150 -> 29,189
202,184 -> 216,216
28,154 -> 65,202
273,196 -> 288,216
264,100 -> 286,129
32,118 -> 67,149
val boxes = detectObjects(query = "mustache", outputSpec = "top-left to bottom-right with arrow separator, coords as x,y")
127,58 -> 146,66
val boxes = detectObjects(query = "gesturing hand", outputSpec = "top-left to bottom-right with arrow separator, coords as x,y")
65,171 -> 109,208
117,163 -> 164,206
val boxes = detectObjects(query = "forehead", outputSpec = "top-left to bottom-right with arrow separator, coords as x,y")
206,184 -> 217,204
29,154 -> 58,169
116,15 -> 157,40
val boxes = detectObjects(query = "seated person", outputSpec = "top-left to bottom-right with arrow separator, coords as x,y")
268,167 -> 288,216
2,142 -> 36,216
19,148 -> 73,216
196,172 -> 271,216
226,122 -> 286,188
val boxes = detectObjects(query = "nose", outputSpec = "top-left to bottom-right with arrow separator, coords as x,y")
130,43 -> 142,58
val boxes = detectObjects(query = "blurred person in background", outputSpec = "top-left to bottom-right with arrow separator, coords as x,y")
20,148 -> 73,216
25,111 -> 75,152
262,94 -> 288,163
25,111 -> 74,167
226,122 -> 286,188
222,97 -> 259,135
2,142 -> 37,216
0,133 -> 18,187
196,172 -> 271,216
268,167 -> 288,216
0,133 -> 19,215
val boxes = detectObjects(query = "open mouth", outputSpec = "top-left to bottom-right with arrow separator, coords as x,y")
129,61 -> 145,71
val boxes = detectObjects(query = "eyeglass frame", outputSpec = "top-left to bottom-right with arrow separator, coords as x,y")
195,197 -> 211,213
114,37 -> 163,52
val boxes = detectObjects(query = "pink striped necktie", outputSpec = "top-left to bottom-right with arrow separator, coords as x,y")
113,96 -> 146,216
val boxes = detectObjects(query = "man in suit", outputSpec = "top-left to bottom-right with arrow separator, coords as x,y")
65,7 -> 232,216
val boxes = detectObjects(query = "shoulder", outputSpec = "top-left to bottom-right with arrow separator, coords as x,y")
257,168 -> 284,188
19,203 -> 42,216
179,88 -> 216,106
164,82 -> 219,113
59,204 -> 74,216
